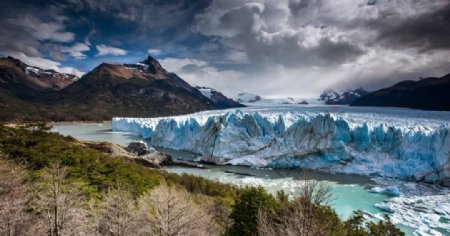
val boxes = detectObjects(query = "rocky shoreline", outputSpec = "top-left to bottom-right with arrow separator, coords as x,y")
81,140 -> 205,169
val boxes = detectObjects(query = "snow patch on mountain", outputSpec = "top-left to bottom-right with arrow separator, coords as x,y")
25,66 -> 40,75
196,87 -> 214,99
25,66 -> 79,82
124,62 -> 150,73
26,66 -> 74,78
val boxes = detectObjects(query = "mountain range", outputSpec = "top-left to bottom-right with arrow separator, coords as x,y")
234,92 -> 309,105
318,88 -> 370,105
1,53 -> 448,122
0,56 -> 242,122
351,74 -> 450,111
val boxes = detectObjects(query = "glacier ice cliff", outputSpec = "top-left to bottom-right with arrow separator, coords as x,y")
112,106 -> 450,184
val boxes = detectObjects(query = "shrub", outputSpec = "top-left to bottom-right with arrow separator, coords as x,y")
229,186 -> 279,236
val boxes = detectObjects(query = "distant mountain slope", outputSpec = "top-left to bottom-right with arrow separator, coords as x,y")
0,56 -> 78,91
0,57 -> 79,121
234,92 -> 310,106
0,56 -> 241,122
196,86 -> 244,109
319,88 -> 370,105
351,74 -> 450,111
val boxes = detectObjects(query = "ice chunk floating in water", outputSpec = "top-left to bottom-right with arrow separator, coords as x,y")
112,106 -> 450,184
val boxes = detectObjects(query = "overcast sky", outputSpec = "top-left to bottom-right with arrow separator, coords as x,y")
1,0 -> 449,98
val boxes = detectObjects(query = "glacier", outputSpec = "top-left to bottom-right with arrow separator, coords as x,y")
112,106 -> 450,184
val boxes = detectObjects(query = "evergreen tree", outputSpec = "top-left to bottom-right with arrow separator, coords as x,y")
229,186 -> 279,236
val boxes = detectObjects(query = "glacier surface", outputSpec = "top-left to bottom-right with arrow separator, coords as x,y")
112,106 -> 450,184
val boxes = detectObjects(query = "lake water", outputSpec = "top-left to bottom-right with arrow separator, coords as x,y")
53,123 -> 416,235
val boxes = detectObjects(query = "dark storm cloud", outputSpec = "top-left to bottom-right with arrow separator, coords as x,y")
0,0 -> 449,97
179,63 -> 207,75
56,0 -> 210,46
0,19 -> 42,57
0,0 -> 213,75
288,0 -> 313,17
41,44 -> 67,61
241,33 -> 365,68
196,1 -> 365,68
0,1 -> 74,57
373,2 -> 450,51
0,0 -> 210,57
367,0 -> 376,6
313,38 -> 365,65
190,0 -> 450,97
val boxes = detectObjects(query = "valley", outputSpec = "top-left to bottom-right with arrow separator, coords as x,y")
54,105 -> 450,236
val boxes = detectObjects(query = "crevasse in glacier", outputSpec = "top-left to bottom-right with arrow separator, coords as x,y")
112,107 -> 450,184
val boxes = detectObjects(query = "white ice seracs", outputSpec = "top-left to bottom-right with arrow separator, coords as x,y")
112,106 -> 450,184
369,177 -> 450,236
375,195 -> 450,236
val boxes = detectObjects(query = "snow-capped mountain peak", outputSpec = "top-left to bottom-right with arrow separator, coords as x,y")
123,55 -> 167,77
0,57 -> 79,90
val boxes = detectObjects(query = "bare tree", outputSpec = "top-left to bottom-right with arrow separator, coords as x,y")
90,187 -> 142,236
205,198 -> 233,235
0,158 -> 34,235
33,163 -> 86,236
257,180 -> 336,236
138,184 -> 213,236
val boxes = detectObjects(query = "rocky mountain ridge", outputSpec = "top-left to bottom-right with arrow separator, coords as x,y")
0,55 -> 241,121
351,74 -> 450,111
319,88 -> 370,105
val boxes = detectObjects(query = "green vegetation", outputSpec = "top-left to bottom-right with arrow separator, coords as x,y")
230,182 -> 404,236
0,124 -> 404,236
229,187 -> 279,236
0,124 -> 239,199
